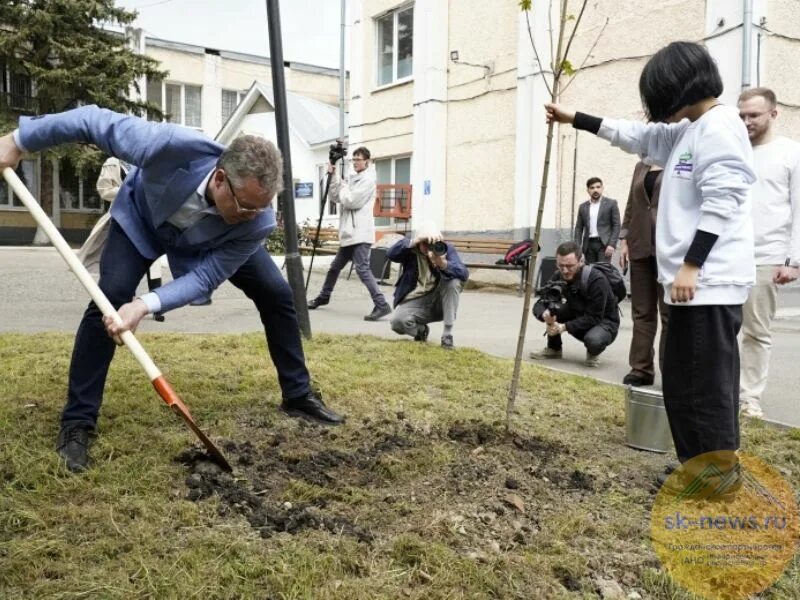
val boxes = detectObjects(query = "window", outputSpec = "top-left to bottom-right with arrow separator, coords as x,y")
0,160 -> 37,209
0,61 -> 35,112
146,79 -> 202,128
376,5 -> 413,86
374,155 -> 411,225
221,89 -> 246,123
59,161 -> 101,212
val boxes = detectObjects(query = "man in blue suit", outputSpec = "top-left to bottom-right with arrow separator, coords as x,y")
0,105 -> 344,472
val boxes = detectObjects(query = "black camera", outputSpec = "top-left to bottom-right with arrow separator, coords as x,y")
536,280 -> 567,315
329,139 -> 347,164
431,241 -> 447,256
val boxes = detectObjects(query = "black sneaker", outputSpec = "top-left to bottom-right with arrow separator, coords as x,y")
623,371 -> 655,386
279,390 -> 345,426
413,324 -> 430,342
56,424 -> 93,473
364,304 -> 391,321
307,296 -> 329,310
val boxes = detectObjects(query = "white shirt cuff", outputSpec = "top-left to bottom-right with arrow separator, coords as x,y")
138,292 -> 161,314
12,129 -> 27,153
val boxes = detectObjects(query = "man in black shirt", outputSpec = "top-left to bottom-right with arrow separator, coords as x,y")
530,241 -> 620,367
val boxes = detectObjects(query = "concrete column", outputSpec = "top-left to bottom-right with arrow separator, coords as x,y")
202,52 -> 223,136
410,0 -> 448,230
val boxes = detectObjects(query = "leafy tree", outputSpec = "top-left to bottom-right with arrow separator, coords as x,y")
0,0 -> 167,169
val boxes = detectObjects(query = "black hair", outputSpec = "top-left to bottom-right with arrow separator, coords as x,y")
586,177 -> 602,188
353,146 -> 371,160
639,41 -> 723,122
556,241 -> 582,260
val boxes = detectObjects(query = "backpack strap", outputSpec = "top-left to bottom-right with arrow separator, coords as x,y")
580,264 -> 592,296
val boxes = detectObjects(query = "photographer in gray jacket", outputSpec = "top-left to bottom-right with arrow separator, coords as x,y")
308,146 -> 391,321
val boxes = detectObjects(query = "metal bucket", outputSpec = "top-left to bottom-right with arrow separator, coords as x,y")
625,386 -> 673,453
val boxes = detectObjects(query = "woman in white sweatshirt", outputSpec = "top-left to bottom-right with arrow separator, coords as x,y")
546,42 -> 755,482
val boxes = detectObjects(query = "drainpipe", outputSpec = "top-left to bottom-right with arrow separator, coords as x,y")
741,0 -> 753,90
339,0 -> 346,141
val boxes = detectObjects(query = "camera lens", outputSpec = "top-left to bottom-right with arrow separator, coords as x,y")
432,241 -> 447,256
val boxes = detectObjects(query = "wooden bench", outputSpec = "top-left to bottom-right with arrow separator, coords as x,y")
446,236 -> 530,296
300,225 -> 340,255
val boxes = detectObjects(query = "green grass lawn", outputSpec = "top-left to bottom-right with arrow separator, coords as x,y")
0,332 -> 798,599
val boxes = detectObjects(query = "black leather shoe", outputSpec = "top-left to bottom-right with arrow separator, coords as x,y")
307,297 -> 329,310
280,390 -> 344,426
413,324 -> 430,342
56,424 -> 93,473
622,372 -> 654,386
364,304 -> 391,321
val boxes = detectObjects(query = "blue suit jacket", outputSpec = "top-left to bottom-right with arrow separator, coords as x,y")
19,106 -> 276,312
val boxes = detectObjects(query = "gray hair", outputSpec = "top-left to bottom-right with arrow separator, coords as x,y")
219,135 -> 284,196
413,221 -> 442,241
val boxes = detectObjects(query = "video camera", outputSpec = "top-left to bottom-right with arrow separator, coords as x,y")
535,279 -> 568,316
329,139 -> 347,165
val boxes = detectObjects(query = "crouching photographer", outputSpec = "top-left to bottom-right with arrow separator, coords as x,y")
387,224 -> 469,349
530,241 -> 620,367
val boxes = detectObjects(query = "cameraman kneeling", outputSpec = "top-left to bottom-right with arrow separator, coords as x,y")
387,225 -> 469,349
531,241 -> 619,367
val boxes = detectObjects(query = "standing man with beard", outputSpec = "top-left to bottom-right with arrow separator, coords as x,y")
737,88 -> 800,418
573,177 -> 621,264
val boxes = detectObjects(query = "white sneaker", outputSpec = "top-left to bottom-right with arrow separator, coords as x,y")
584,352 -> 600,367
740,398 -> 763,418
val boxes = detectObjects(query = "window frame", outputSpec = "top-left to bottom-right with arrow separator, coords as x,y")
374,154 -> 411,226
146,79 -> 203,129
221,89 -> 247,124
58,160 -> 103,214
375,3 -> 414,87
0,158 -> 39,211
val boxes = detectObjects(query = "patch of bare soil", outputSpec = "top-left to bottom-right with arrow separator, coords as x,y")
176,415 -> 657,594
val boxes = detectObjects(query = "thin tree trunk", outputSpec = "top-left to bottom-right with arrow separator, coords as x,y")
506,0 -> 568,430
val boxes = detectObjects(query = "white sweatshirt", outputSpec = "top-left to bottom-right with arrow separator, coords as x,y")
328,164 -> 377,247
750,136 -> 800,266
598,105 -> 756,305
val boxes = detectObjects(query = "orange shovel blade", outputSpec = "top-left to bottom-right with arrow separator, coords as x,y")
152,376 -> 232,472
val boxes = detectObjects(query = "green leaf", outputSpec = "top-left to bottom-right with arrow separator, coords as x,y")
566,14 -> 576,21
560,59 -> 575,76
519,0 -> 532,11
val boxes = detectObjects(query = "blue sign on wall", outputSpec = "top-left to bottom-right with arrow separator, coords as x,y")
424,180 -> 431,195
295,182 -> 313,198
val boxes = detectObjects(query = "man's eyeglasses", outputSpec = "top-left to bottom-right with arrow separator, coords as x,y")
225,174 -> 266,215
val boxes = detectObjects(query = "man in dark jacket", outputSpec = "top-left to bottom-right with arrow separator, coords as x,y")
387,225 -> 469,349
530,241 -> 620,366
573,177 -> 621,264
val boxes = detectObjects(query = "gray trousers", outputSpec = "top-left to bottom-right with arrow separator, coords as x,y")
390,278 -> 463,337
319,242 -> 389,308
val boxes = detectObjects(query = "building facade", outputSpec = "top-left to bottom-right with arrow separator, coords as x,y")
0,30 -> 345,244
349,0 -> 800,252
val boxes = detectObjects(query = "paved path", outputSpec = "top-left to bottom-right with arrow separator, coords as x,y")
2,246 -> 798,427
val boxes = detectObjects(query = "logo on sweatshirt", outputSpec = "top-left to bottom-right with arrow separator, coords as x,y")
673,151 -> 694,178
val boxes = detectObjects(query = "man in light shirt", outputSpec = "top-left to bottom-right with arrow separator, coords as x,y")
737,87 -> 800,418
573,177 -> 621,264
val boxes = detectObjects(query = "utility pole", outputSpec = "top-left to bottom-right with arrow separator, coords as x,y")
265,0 -> 311,338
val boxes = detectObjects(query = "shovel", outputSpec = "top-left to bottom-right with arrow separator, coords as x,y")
2,167 -> 232,472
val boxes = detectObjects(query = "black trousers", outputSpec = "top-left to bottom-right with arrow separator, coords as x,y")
662,304 -> 742,463
584,237 -> 608,264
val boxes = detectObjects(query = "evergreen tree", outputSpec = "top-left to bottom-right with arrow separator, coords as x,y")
0,0 -> 167,168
